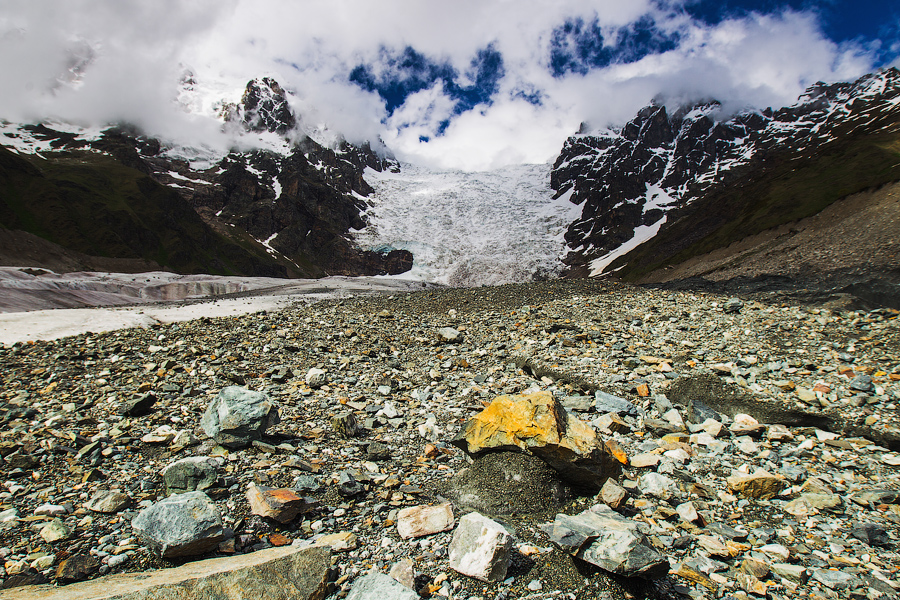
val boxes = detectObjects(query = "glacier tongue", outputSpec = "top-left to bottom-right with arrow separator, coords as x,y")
355,163 -> 581,287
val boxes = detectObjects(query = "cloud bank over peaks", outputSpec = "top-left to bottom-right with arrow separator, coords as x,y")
0,1 -> 895,170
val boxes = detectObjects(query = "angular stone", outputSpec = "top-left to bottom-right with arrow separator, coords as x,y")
247,484 -> 316,523
305,368 -> 327,388
850,488 -> 900,506
811,568 -> 857,590
437,327 -> 462,343
723,298 -> 744,313
740,558 -> 769,578
131,491 -> 228,558
448,512 -> 513,582
849,374 -> 875,393
675,564 -> 718,591
696,535 -> 730,558
850,523 -> 891,547
736,572 -> 767,595
201,386 -> 279,449
758,544 -> 790,562
600,479 -> 627,509
451,391 -> 620,490
686,398 -> 721,425
119,392 -> 157,417
561,396 -> 593,412
162,456 -> 219,496
726,469 -> 787,499
346,572 -> 419,600
639,472 -> 678,501
730,414 -> 765,436
795,387 -> 816,402
3,545 -> 331,600
142,426 -> 178,444
766,424 -> 794,441
662,408 -> 685,429
594,391 -> 640,416
771,562 -> 807,584
331,412 -> 360,438
549,504 -> 668,580
389,558 -> 415,589
397,503 -> 454,539
337,471 -> 364,497
630,453 -> 660,468
39,518 -> 71,543
85,490 -> 130,513
593,413 -> 630,434
315,531 -> 357,552
676,501 -> 699,524
55,554 -> 100,584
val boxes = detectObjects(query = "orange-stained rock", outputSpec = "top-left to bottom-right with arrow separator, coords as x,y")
247,484 -> 318,523
451,391 -> 620,490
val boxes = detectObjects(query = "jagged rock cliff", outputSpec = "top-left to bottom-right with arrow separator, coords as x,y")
553,68 -> 900,279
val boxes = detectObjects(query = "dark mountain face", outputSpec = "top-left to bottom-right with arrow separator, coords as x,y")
0,78 -> 412,278
553,68 -> 900,278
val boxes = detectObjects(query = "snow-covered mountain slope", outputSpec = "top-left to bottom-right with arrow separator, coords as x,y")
554,67 -> 900,278
0,78 -> 410,279
354,163 -> 581,286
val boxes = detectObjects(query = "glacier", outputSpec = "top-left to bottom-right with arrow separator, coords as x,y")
354,163 -> 582,287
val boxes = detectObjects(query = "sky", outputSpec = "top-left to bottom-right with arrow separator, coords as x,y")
1,1 -> 898,170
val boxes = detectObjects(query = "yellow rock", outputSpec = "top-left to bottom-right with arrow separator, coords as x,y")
452,391 -> 619,489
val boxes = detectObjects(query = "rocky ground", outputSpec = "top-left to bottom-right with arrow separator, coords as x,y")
0,278 -> 898,599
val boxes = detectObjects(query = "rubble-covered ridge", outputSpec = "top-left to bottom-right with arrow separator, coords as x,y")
0,278 -> 898,600
554,67 -> 900,276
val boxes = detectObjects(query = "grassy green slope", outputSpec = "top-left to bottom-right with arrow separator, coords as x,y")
612,131 -> 900,281
0,146 -> 300,277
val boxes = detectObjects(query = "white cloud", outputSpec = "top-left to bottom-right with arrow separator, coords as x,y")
0,1 -> 888,170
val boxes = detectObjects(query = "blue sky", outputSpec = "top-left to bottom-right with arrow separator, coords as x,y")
1,1 -> 898,169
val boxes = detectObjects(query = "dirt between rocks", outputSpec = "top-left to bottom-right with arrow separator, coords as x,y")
0,277 -> 898,600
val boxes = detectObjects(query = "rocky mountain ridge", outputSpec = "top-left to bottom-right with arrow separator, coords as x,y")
553,68 -> 900,283
0,78 -> 412,279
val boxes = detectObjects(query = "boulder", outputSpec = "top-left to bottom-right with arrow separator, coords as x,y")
549,504 -> 669,579
162,456 -> 219,496
200,386 -> 279,448
1,545 -> 331,600
131,491 -> 228,558
448,512 -> 513,582
451,391 -> 620,490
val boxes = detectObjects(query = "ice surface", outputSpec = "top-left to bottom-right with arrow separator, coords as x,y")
0,268 -> 433,345
355,163 -> 580,287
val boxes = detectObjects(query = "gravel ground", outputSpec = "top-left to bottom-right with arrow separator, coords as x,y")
0,278 -> 898,599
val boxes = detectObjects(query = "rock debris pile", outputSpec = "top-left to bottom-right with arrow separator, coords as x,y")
0,278 -> 898,600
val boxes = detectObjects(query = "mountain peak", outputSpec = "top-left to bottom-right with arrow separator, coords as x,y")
219,78 -> 297,136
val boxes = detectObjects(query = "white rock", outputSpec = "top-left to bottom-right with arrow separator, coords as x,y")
448,512 -> 513,582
